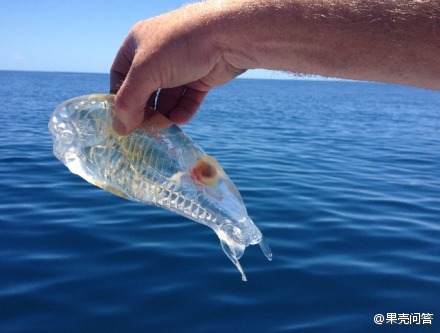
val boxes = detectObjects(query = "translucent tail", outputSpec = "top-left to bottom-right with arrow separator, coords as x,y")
219,234 -> 272,282
259,235 -> 273,261
220,239 -> 247,281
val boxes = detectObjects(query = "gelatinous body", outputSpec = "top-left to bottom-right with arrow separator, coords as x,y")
48,94 -> 271,280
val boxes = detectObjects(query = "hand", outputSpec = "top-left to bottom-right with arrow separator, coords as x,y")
110,3 -> 245,135
111,0 -> 440,136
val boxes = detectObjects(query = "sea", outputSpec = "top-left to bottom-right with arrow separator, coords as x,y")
0,70 -> 439,333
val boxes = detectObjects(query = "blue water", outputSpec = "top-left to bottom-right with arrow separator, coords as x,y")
1,70 -> 439,332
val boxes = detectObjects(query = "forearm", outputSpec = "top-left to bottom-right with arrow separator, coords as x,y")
110,0 -> 440,134
206,0 -> 440,89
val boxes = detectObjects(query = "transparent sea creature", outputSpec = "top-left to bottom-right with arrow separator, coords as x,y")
48,94 -> 272,281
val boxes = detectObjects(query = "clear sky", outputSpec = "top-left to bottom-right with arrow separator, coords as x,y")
0,0 -> 294,79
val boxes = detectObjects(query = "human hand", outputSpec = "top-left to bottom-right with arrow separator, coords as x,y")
111,0 -> 440,134
110,2 -> 246,135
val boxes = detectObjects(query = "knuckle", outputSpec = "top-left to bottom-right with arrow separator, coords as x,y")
113,95 -> 131,115
130,20 -> 144,36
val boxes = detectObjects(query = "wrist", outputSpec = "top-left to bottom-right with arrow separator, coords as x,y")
202,0 -> 301,71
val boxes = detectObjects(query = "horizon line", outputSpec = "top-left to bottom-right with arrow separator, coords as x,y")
0,68 -> 349,82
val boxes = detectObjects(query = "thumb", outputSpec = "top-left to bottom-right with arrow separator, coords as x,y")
112,61 -> 158,135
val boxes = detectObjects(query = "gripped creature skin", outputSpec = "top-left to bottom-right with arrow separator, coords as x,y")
48,94 -> 271,280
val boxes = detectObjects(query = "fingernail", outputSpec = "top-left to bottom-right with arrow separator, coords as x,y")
112,116 -> 127,135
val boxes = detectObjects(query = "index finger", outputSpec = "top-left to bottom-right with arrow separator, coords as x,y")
112,55 -> 159,135
110,38 -> 134,95
110,30 -> 160,135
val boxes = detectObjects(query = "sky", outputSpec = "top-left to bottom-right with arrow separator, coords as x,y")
0,0 -> 294,80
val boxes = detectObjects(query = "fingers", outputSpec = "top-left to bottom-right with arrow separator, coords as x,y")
110,26 -> 163,135
147,86 -> 209,126
111,64 -> 208,133
109,14 -> 214,134
112,57 -> 159,135
110,34 -> 144,135
155,86 -> 187,115
142,110 -> 173,131
168,87 -> 210,125
110,44 -> 135,135
110,37 -> 135,95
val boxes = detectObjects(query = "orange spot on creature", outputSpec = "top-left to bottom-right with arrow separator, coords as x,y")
190,157 -> 219,186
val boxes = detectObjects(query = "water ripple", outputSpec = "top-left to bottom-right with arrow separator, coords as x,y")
1,72 -> 439,332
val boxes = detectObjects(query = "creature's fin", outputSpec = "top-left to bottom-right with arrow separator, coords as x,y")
220,239 -> 247,281
259,235 -> 273,261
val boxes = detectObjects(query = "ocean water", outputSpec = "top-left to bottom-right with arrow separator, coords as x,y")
0,70 -> 439,332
